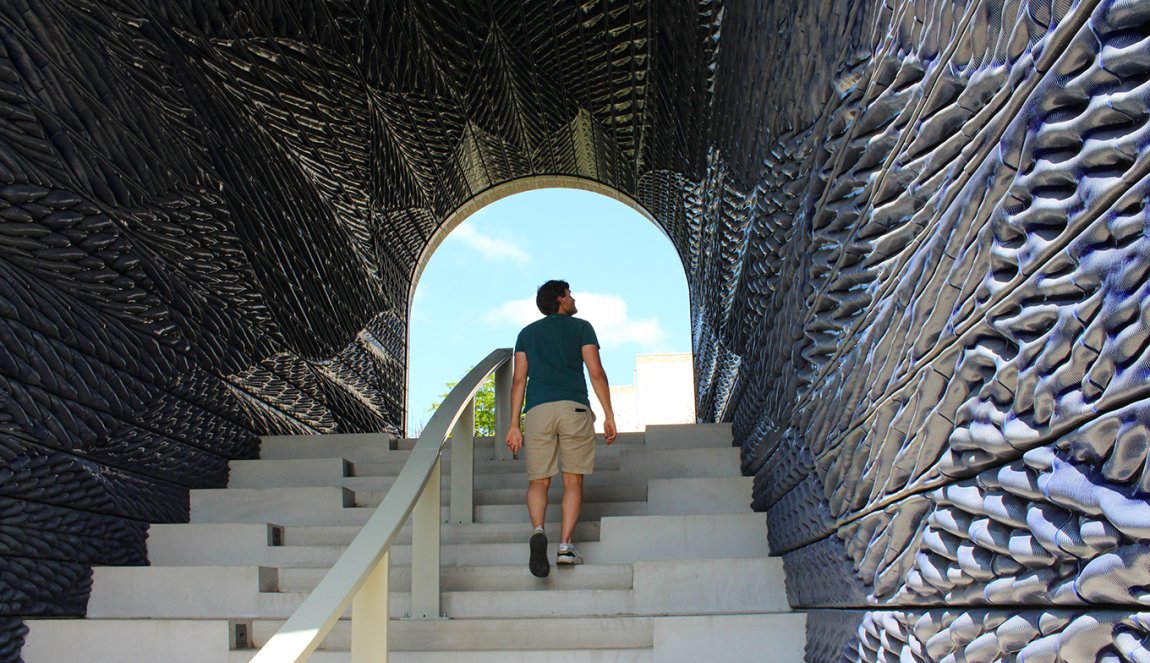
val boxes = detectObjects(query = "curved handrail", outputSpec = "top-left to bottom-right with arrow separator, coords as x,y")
251,348 -> 514,661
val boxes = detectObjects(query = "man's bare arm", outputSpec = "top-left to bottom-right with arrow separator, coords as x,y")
582,344 -> 617,444
505,351 -> 528,454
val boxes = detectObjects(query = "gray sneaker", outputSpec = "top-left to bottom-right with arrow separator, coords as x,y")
556,543 -> 583,566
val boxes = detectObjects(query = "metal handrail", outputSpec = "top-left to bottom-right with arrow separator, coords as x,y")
251,348 -> 515,662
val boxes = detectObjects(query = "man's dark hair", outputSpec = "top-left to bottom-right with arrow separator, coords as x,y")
536,279 -> 570,315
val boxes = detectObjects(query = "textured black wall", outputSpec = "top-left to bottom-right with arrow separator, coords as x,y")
0,0 -> 714,656
696,0 -> 1150,659
3,0 -> 1150,661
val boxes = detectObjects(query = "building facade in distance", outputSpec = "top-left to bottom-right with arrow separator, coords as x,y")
590,353 -> 696,433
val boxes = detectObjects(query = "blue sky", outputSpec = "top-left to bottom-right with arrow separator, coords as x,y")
407,188 -> 691,433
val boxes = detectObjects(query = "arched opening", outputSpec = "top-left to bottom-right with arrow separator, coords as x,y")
407,179 -> 693,436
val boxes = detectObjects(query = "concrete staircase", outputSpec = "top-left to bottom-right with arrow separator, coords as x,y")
22,423 -> 805,662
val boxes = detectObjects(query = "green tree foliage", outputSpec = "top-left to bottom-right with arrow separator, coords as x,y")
430,374 -> 496,436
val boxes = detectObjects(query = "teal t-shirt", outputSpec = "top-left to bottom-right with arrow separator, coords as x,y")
514,314 -> 599,412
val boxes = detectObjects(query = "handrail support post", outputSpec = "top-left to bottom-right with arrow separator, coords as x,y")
351,550 -> 390,663
450,399 -> 475,524
493,359 -> 513,461
410,457 -> 442,619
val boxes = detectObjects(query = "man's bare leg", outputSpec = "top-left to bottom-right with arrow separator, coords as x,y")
527,477 -> 551,529
560,472 -> 583,544
527,476 -> 552,577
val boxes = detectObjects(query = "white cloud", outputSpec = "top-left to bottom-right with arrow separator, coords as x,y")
482,297 -> 541,327
449,224 -> 530,264
578,293 -> 667,348
483,292 -> 666,350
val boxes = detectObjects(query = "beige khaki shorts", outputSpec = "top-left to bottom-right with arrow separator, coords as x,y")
523,400 -> 596,480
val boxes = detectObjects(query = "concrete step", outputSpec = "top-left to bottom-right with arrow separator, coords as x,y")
281,520 -> 601,546
349,453 -> 623,476
228,457 -> 349,488
630,557 -> 789,614
341,478 -> 643,502
190,486 -> 354,524
148,523 -> 282,563
260,433 -> 645,462
22,619 -> 235,663
149,523 -> 595,566
278,562 -> 632,592
150,539 -> 588,569
644,423 -> 732,449
147,539 -> 576,569
464,500 -> 650,526
191,487 -> 648,525
22,618 -> 652,662
229,649 -> 654,662
646,477 -> 751,515
352,484 -> 645,507
148,521 -> 604,563
86,566 -> 281,619
24,614 -> 806,663
86,567 -> 629,620
595,513 -> 771,563
159,512 -> 770,568
652,613 -> 806,663
259,433 -> 398,460
89,577 -> 634,620
231,458 -> 648,491
244,613 -> 805,662
248,615 -> 655,651
252,427 -> 731,478
220,477 -> 645,505
301,446 -> 739,484
618,447 -> 742,480
394,432 -> 649,451
87,556 -> 786,620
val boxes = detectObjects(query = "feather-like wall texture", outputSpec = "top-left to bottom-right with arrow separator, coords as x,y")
3,1 -> 1150,660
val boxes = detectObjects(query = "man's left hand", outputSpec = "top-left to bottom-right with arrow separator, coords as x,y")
506,426 -> 523,455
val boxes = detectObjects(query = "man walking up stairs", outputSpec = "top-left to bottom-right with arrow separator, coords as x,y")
505,280 -> 619,579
